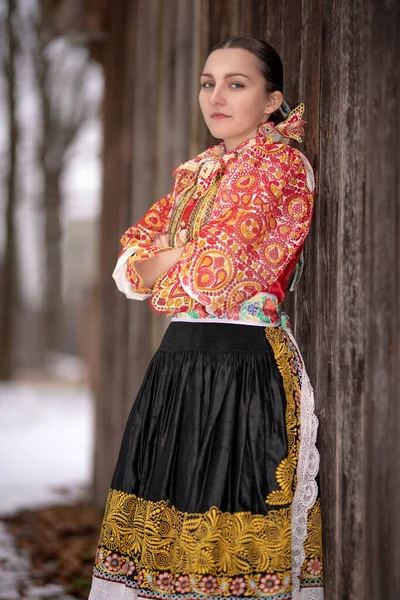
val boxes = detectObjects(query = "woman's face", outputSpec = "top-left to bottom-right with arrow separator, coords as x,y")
199,48 -> 283,151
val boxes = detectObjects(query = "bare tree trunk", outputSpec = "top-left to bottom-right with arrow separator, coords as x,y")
42,169 -> 63,351
31,8 -> 96,354
34,39 -> 64,354
0,0 -> 18,380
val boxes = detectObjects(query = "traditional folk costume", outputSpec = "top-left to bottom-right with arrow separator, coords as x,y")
89,104 -> 324,600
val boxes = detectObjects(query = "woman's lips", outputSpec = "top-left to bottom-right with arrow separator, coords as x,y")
211,113 -> 231,119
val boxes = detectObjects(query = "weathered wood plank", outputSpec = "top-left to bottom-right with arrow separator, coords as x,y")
150,0 -> 179,349
190,0 -> 209,156
365,0 -> 400,597
264,0 -> 282,53
174,0 -> 194,166
156,0 -> 178,198
333,0 -> 369,596
304,0 -> 343,593
294,0 -> 322,366
250,0 -> 268,38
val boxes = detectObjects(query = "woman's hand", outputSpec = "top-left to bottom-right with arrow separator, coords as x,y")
153,231 -> 187,248
152,233 -> 170,248
135,245 -> 185,289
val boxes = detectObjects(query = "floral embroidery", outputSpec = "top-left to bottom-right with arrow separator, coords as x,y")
124,560 -> 136,577
103,552 -> 124,573
294,389 -> 302,410
262,297 -> 281,323
300,500 -> 324,588
171,292 -> 282,325
289,356 -> 298,375
198,575 -> 218,594
305,558 -> 323,577
247,302 -> 259,316
230,576 -> 246,596
174,575 -> 191,594
259,573 -> 281,593
95,490 -> 292,583
264,327 -> 301,507
156,571 -> 173,591
120,193 -> 174,251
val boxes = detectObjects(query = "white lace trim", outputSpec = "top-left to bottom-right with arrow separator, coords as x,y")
89,577 -> 138,599
298,589 -> 324,599
89,576 -> 323,600
286,330 -> 322,600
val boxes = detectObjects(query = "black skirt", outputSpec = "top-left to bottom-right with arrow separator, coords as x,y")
90,322 -> 324,600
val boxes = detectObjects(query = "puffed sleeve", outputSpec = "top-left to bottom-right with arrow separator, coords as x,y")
150,147 -> 315,315
112,192 -> 175,300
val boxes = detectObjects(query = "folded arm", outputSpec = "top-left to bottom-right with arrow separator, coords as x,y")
134,246 -> 184,289
112,193 -> 177,299
150,147 -> 315,315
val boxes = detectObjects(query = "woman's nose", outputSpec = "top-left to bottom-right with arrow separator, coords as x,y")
209,86 -> 226,106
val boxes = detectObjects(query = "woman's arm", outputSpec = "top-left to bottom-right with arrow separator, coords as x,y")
150,147 -> 315,316
134,246 -> 184,289
113,193 -> 177,299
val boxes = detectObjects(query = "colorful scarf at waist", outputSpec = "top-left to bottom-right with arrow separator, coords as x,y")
171,292 -> 292,331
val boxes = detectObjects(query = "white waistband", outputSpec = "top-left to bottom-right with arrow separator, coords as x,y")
170,315 -> 282,327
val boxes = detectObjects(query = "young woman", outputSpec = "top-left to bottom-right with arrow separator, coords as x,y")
89,37 -> 324,600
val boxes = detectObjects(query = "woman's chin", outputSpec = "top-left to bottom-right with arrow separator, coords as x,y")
208,125 -> 233,141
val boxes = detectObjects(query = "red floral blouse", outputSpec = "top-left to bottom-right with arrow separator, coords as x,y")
112,104 -> 315,319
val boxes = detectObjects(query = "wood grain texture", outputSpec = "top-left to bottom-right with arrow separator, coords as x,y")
364,0 -> 400,597
315,0 -> 368,595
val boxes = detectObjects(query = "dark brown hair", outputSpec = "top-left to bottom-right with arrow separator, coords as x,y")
210,36 -> 286,124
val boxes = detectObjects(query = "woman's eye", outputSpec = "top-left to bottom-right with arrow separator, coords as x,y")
200,81 -> 244,89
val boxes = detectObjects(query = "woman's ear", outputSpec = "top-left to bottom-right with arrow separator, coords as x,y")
264,91 -> 284,118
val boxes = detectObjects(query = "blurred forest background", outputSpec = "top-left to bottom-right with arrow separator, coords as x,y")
0,0 -> 102,379
0,0 -> 399,599
0,1 -> 104,598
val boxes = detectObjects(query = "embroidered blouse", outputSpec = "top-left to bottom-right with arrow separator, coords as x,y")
112,104 -> 315,324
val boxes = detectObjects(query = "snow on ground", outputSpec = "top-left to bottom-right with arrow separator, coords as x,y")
0,380 -> 94,599
0,521 -> 30,599
0,381 -> 94,516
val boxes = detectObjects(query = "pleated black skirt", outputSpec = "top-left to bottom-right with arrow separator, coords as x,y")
90,322 -> 324,600
113,322 -> 288,515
